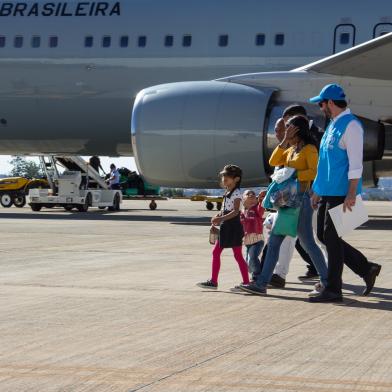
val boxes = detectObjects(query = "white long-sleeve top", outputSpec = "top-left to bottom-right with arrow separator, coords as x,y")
331,108 -> 364,180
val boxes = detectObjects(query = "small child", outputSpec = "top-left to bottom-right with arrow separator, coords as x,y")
197,165 -> 250,289
240,190 -> 265,282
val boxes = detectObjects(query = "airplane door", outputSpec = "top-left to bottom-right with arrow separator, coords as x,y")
373,23 -> 392,38
333,24 -> 356,53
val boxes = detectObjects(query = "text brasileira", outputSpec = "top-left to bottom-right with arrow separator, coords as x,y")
0,2 -> 121,17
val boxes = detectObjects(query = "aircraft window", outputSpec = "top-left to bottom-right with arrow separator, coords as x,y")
102,36 -> 111,48
0,36 -> 5,48
49,36 -> 58,48
275,33 -> 284,45
138,36 -> 147,47
165,35 -> 174,47
255,34 -> 265,46
219,34 -> 229,47
340,32 -> 350,44
14,36 -> 23,48
85,36 -> 94,47
31,36 -> 41,48
120,35 -> 129,47
183,35 -> 192,47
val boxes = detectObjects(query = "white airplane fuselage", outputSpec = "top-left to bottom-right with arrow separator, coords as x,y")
0,0 -> 391,156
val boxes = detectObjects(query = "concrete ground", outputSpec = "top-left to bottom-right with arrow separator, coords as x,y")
0,199 -> 391,392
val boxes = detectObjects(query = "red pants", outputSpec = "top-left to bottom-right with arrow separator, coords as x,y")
211,242 -> 250,285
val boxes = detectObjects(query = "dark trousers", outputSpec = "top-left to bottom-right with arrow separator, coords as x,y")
295,239 -> 318,274
317,196 -> 371,295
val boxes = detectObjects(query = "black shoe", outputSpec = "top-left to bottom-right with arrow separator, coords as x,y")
298,270 -> 319,280
197,280 -> 218,290
309,291 -> 343,303
239,283 -> 267,295
269,274 -> 286,288
362,263 -> 382,296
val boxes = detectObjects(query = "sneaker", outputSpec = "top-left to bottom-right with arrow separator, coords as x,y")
269,274 -> 286,288
308,282 -> 325,297
239,283 -> 267,296
298,270 -> 319,280
230,282 -> 252,292
197,280 -> 217,290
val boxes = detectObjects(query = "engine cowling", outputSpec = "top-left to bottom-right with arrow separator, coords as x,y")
131,81 -> 275,187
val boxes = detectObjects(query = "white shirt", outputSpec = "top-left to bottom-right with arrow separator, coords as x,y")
331,108 -> 363,180
223,188 -> 242,211
109,169 -> 120,186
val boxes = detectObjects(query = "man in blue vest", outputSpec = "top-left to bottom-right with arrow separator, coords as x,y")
309,84 -> 381,303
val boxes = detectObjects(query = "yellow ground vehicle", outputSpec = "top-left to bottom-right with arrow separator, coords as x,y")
0,177 -> 49,208
190,195 -> 223,210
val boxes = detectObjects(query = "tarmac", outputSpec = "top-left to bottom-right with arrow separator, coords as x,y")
0,199 -> 391,392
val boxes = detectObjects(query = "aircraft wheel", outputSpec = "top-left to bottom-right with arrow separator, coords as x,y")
13,195 -> 26,208
206,201 -> 214,211
0,193 -> 13,208
149,200 -> 157,210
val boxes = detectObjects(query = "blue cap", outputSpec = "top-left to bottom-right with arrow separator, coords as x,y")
309,83 -> 346,103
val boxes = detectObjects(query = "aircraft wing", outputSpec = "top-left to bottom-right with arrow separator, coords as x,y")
294,32 -> 392,80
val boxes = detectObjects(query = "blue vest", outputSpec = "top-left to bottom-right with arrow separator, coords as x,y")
313,113 -> 362,197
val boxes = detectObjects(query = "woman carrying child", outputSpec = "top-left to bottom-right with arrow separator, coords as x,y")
197,165 -> 250,289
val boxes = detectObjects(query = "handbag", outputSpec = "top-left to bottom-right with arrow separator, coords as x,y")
209,225 -> 220,245
271,207 -> 300,237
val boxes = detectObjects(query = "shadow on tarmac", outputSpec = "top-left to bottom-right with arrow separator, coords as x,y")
0,210 -> 211,225
358,217 -> 392,231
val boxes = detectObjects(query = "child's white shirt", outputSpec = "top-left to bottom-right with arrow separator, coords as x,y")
223,189 -> 242,211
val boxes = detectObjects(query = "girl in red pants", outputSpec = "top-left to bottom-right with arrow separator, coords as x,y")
197,165 -> 250,289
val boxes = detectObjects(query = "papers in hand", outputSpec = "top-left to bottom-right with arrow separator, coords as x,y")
328,195 -> 368,237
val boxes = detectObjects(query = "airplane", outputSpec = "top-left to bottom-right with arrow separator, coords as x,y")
0,0 -> 391,187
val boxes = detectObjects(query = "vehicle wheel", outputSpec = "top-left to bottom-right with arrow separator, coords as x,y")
13,195 -> 26,208
114,193 -> 121,211
44,205 -> 54,209
30,204 -> 42,212
98,206 -> 106,210
77,194 -> 91,212
206,201 -> 214,211
216,202 -> 222,211
64,205 -> 74,211
149,200 -> 157,210
0,193 -> 13,208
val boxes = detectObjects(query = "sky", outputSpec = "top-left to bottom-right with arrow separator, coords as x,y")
0,155 -> 137,176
